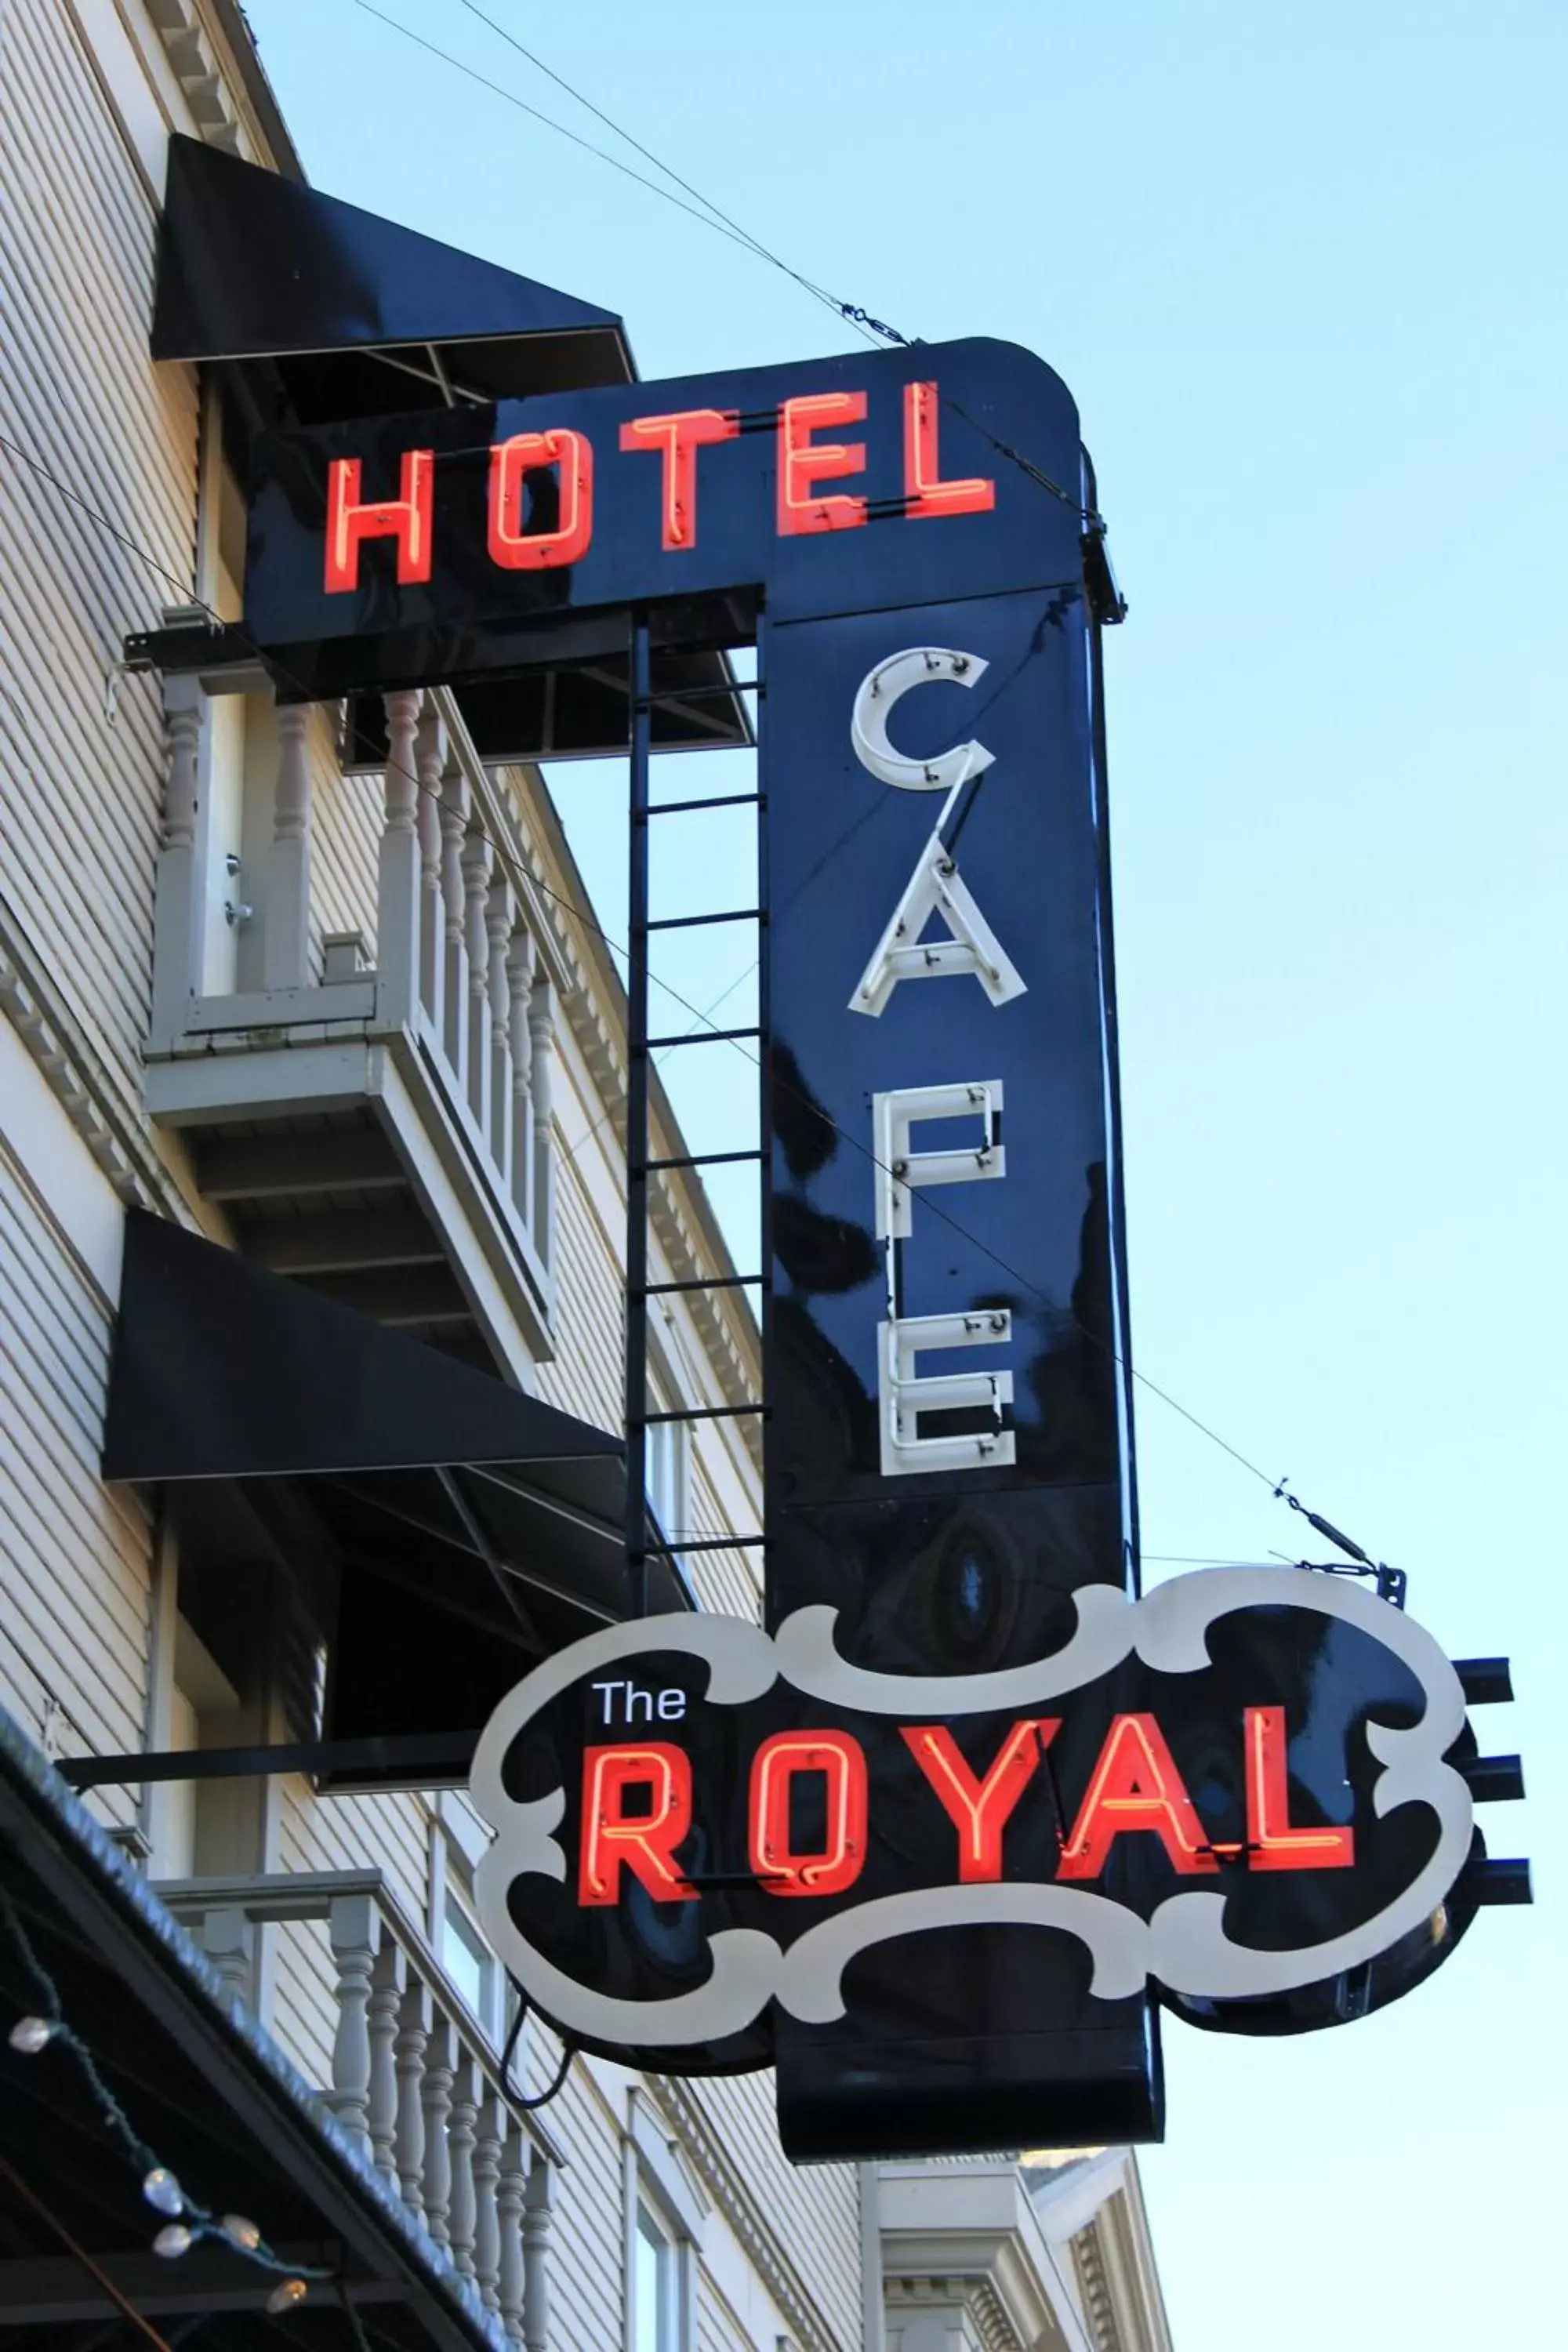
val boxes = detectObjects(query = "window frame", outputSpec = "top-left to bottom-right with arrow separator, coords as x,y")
644,1403 -> 690,1549
631,2197 -> 680,2352
622,2091 -> 706,2352
439,1885 -> 506,2049
645,1315 -> 700,1599
433,1811 -> 512,2053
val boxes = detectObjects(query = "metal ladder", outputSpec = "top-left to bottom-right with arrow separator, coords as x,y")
622,612 -> 772,1617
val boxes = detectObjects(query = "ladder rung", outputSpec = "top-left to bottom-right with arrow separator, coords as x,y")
643,1272 -> 768,1295
640,1148 -> 764,1173
642,1403 -> 768,1424
634,680 -> 760,708
648,790 -> 764,815
638,1534 -> 768,1555
645,907 -> 763,932
647,1025 -> 761,1049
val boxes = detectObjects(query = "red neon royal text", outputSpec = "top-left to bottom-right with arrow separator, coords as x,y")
576,1707 -> 1356,1907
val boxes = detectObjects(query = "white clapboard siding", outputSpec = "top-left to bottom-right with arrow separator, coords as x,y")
0,0 -> 197,1127
517,2034 -> 626,2352
267,1778 -> 435,2092
277,1780 -> 433,1916
698,2275 -> 759,2352
307,719 -> 383,967
537,1149 -> 624,1432
264,1915 -> 339,2100
0,1138 -> 148,1825
683,1455 -> 762,1620
685,2071 -> 862,2351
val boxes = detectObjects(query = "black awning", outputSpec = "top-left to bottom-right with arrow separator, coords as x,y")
103,1215 -> 684,1786
143,142 -> 763,753
152,135 -> 633,412
103,1210 -> 622,1488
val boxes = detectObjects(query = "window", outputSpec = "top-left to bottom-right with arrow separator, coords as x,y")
632,2201 -> 679,2352
434,1798 -> 514,2049
645,1359 -> 696,1602
194,377 -> 259,1000
441,1888 -> 505,2047
623,2091 -> 703,2352
644,1411 -> 688,1546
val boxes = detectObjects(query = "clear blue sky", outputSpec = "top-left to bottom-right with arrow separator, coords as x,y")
243,4 -> 1564,2342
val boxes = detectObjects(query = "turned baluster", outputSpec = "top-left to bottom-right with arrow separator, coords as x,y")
326,1895 -> 378,2156
263,702 -> 312,989
463,826 -> 493,1138
485,876 -> 515,1182
506,926 -> 536,1233
528,975 -> 557,1269
200,1908 -> 254,2010
495,2130 -> 527,2345
151,679 -> 205,1043
415,699 -> 447,1028
367,1939 -> 406,2185
421,2014 -> 456,2252
472,2090 -> 504,2311
377,690 -> 423,1026
521,2151 -> 554,2352
439,771 -> 471,1081
446,2051 -> 480,2282
393,1979 -> 431,2219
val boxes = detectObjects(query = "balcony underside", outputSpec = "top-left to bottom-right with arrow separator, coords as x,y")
147,1029 -> 551,1384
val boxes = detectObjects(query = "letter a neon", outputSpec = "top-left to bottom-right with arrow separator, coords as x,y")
1057,1714 -> 1218,1879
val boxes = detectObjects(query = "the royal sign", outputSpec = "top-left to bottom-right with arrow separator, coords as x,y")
469,1570 -> 1494,2072
242,335 -> 1523,2161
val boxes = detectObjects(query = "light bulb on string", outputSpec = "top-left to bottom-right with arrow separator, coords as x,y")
1,1886 -> 335,2303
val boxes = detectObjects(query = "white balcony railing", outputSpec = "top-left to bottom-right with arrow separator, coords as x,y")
146,670 -> 564,1367
157,1869 -> 555,2351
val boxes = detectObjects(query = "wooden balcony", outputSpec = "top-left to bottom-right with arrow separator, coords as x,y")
157,1869 -> 556,2351
144,670 -> 565,1383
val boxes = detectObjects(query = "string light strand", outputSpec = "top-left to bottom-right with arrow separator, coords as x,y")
0,2154 -> 178,2352
0,1883 -> 324,2308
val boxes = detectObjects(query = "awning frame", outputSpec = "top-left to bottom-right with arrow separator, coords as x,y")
96,1213 -> 675,1795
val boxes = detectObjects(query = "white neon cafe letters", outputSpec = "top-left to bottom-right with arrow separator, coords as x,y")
848,648 -> 1025,1018
846,647 -> 1026,1478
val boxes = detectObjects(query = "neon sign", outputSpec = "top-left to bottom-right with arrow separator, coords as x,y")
242,338 -> 1073,697
470,1567 -> 1490,2054
575,1702 -> 1356,1906
317,380 -> 990,593
241,332 -> 1525,2159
